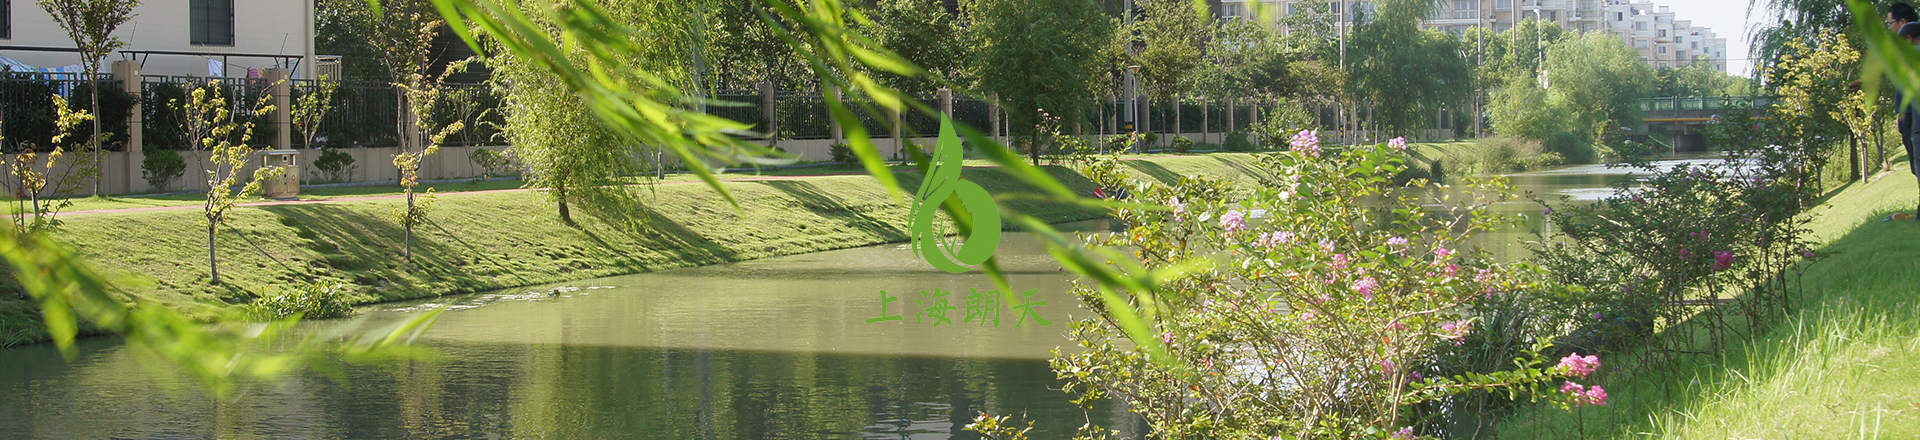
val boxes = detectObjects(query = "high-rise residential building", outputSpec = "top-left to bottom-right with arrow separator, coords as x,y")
1211,0 -> 1729,72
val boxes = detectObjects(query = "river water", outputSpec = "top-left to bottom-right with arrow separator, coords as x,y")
0,155 -> 1719,439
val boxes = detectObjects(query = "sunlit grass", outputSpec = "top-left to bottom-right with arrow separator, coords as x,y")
1495,162 -> 1920,439
0,153 -> 1263,347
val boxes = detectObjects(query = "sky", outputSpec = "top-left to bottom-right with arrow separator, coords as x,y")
1657,0 -> 1776,77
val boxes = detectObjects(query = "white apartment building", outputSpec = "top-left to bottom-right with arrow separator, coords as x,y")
0,0 -> 317,79
1213,0 -> 1728,72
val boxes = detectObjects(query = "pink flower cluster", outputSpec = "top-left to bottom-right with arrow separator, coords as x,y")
1560,381 -> 1609,406
1220,210 -> 1247,233
1255,231 -> 1295,249
1388,137 -> 1409,152
1352,276 -> 1380,298
1290,130 -> 1322,158
1558,353 -> 1601,378
1439,320 -> 1472,343
1170,197 -> 1186,222
1712,251 -> 1735,271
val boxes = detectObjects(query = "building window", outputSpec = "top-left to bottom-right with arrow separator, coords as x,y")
1659,46 -> 1667,54
1659,62 -> 1668,68
1,0 -> 10,39
1496,0 -> 1510,9
191,0 -> 234,46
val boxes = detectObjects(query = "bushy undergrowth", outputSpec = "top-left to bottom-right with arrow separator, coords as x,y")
975,133 -> 1608,439
248,282 -> 355,320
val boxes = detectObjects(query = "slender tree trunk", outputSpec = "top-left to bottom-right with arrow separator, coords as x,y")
405,191 -> 415,262
1850,133 -> 1861,181
208,223 -> 219,285
556,182 -> 571,224
91,72 -> 102,196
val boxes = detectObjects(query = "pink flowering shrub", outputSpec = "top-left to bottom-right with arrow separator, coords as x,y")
1531,160 -> 1818,359
1289,129 -> 1322,158
1049,141 -> 1598,438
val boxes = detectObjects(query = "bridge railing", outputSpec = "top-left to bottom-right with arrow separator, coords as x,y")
1640,96 -> 1772,113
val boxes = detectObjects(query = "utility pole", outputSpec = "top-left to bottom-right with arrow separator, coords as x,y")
1475,3 -> 1484,138
1339,0 -> 1349,145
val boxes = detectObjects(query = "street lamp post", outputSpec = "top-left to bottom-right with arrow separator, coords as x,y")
1126,64 -> 1141,152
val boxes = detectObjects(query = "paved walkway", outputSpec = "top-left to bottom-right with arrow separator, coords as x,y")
57,169 -> 898,217
57,155 -> 1185,217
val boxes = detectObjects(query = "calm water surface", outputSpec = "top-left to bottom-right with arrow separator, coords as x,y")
0,155 -> 1720,439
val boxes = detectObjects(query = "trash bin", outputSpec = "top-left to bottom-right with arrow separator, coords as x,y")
262,149 -> 300,199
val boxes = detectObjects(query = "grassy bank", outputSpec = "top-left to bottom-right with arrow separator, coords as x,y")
0,154 -> 1263,347
1494,168 -> 1920,438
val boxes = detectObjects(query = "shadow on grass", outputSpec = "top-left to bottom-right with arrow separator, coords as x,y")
1121,160 -> 1185,185
1494,203 -> 1918,439
258,204 -> 505,301
570,184 -> 745,270
756,180 -> 909,240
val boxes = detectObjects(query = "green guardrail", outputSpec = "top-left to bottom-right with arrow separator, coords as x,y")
1639,96 -> 1773,112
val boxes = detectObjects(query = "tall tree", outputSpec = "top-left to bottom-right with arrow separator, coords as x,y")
1134,0 -> 1207,102
866,0 -> 969,96
1654,58 -> 1751,96
178,83 -> 279,285
707,0 -> 813,90
1543,32 -> 1655,140
37,0 -> 140,196
489,0 -> 701,223
1347,0 -> 1472,137
968,0 -> 1114,165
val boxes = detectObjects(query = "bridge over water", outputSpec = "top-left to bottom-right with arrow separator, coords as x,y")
1637,96 -> 1770,151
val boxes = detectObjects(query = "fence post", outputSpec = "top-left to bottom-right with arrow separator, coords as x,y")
114,60 -> 142,193
829,85 -> 843,146
938,88 -> 953,117
1226,96 -> 1236,136
758,81 -> 776,149
988,93 -> 1001,145
889,104 -> 902,162
266,68 -> 292,151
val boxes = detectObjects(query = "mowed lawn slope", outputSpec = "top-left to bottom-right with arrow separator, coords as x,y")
0,154 -> 1265,346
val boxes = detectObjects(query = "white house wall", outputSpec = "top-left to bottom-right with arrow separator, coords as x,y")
2,0 -> 315,79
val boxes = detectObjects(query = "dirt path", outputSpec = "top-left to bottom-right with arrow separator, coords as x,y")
58,155 -> 1188,217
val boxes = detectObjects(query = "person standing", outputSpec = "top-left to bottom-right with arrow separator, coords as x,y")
1891,3 -> 1920,220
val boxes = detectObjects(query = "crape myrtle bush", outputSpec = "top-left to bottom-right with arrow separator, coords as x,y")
248,282 -> 355,320
976,134 -> 1607,440
1526,150 -> 1816,361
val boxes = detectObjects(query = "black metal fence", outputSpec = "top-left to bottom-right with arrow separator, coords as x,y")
0,72 -> 1292,152
0,72 -> 132,152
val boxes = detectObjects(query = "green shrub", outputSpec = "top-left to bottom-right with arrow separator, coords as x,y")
313,148 -> 357,183
1253,101 -> 1319,148
1169,136 -> 1193,153
470,148 -> 513,179
141,149 -> 186,192
1223,131 -> 1254,152
1544,129 -> 1595,163
248,282 -> 355,320
828,142 -> 855,165
1143,132 -> 1159,149
1104,133 -> 1144,153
